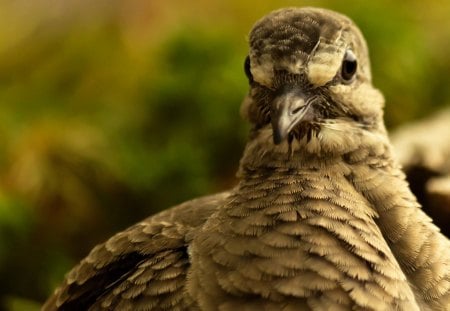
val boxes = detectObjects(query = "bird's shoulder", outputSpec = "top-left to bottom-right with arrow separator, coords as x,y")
42,191 -> 230,311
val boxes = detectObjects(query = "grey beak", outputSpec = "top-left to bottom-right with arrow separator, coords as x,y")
271,91 -> 313,145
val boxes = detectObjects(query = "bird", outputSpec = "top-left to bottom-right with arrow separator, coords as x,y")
43,7 -> 450,311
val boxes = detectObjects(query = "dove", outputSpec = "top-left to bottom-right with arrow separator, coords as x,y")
43,7 -> 450,311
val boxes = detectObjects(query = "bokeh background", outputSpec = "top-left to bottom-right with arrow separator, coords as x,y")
1,0 -> 449,310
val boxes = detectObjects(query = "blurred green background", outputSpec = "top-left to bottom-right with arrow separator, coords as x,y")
0,0 -> 449,310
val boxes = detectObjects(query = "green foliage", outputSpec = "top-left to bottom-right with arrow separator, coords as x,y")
4,296 -> 40,311
0,192 -> 32,267
0,1 -> 448,308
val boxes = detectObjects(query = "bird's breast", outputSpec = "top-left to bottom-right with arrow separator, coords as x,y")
188,167 -> 417,310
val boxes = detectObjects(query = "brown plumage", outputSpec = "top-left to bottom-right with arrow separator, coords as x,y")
43,7 -> 450,311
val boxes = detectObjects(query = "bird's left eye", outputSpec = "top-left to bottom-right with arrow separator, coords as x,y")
244,56 -> 253,83
341,50 -> 357,82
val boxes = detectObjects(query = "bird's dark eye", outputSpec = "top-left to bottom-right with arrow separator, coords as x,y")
244,56 -> 253,83
341,50 -> 357,82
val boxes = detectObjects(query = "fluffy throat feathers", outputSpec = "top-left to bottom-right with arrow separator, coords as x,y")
238,123 -> 390,174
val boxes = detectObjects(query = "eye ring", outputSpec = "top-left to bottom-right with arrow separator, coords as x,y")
244,56 -> 253,83
341,50 -> 357,83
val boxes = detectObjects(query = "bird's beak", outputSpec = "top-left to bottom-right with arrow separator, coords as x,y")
271,89 -> 313,144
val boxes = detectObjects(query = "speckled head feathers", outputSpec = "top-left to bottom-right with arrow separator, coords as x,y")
248,7 -> 371,87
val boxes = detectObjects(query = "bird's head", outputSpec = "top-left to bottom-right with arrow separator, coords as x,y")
241,7 -> 386,155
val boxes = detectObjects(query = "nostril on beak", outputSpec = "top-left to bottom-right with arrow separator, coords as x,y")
291,107 -> 302,115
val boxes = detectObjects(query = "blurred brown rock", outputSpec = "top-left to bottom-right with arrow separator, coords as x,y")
391,108 -> 450,237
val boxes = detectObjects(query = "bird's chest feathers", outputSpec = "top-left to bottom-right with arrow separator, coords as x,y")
220,166 -> 380,247
191,161 -> 402,303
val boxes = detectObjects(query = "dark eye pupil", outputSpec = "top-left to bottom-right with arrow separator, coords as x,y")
341,50 -> 357,82
244,56 -> 253,83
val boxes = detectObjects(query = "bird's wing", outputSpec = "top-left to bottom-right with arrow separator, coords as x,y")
42,192 -> 229,311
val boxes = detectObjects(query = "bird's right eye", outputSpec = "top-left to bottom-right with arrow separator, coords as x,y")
244,56 -> 253,83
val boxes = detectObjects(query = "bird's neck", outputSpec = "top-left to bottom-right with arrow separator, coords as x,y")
238,125 -> 392,176
236,126 -> 414,220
